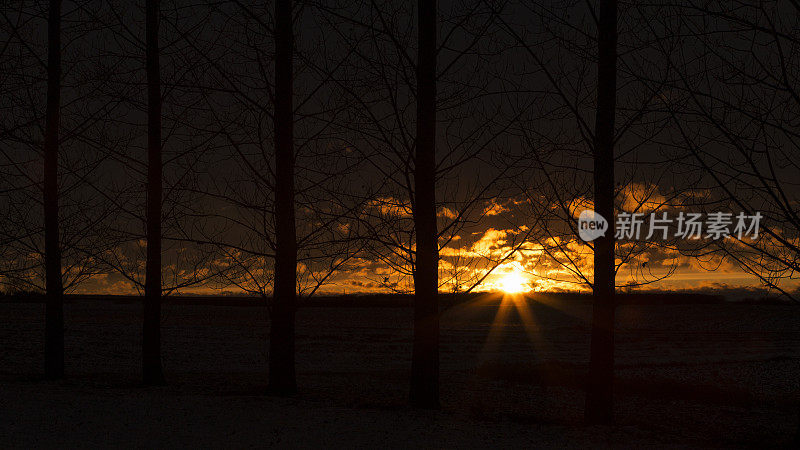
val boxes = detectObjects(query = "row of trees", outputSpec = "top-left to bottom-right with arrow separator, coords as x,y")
1,0 -> 798,425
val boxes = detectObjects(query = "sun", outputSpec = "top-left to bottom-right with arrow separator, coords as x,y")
499,271 -> 529,294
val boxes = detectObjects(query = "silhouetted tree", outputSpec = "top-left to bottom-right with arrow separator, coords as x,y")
317,0 -> 523,407
270,0 -> 297,395
585,0 -> 616,425
410,0 -> 439,409
169,0 -> 373,394
643,1 -> 800,301
73,2 -> 231,380
636,1 -> 800,439
494,0 -> 687,424
0,2 -> 125,307
44,0 -> 64,380
143,0 -> 165,385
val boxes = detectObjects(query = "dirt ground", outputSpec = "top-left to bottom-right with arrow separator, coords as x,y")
1,296 -> 798,448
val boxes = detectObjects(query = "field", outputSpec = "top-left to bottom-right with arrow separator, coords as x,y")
1,295 -> 799,447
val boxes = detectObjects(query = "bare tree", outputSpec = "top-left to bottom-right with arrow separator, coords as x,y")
410,0 -> 439,409
493,0 -> 687,424
47,0 -> 237,385
143,0 -> 165,385
270,0 -> 297,394
643,1 -> 800,300
316,0 -> 526,408
635,1 -> 800,439
585,0 -> 616,425
1,2 -> 130,379
44,0 -> 63,380
148,0 -> 371,394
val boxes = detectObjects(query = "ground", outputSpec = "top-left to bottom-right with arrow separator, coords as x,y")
1,296 -> 798,447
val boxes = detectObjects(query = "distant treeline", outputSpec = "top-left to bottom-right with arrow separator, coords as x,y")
3,291 -> 788,306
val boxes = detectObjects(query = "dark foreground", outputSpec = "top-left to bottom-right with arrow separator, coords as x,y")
1,295 -> 799,447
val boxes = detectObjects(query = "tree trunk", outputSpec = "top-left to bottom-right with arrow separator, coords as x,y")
269,0 -> 297,395
585,0 -> 617,425
143,0 -> 165,385
44,0 -> 63,380
410,0 -> 439,409
795,406 -> 800,446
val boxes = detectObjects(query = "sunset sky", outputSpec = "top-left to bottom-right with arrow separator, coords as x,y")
72,188 -> 789,297
2,1 -> 798,300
